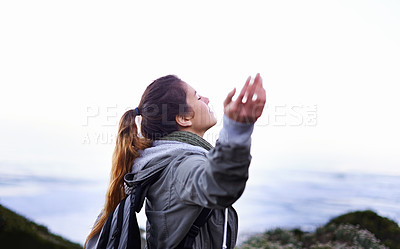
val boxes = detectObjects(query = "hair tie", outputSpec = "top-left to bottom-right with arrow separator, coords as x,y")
134,107 -> 141,116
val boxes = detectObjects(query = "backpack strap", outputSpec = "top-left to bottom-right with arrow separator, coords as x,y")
175,208 -> 214,249
96,210 -> 114,249
126,171 -> 164,248
96,171 -> 162,249
112,197 -> 127,249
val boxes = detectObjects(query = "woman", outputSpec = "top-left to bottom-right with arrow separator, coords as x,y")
85,74 -> 266,248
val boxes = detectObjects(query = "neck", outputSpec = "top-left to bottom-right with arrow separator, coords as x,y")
178,127 -> 205,138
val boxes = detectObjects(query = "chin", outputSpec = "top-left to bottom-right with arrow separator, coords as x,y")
203,119 -> 217,132
209,119 -> 217,129
212,118 -> 218,126
210,112 -> 217,123
209,114 -> 217,127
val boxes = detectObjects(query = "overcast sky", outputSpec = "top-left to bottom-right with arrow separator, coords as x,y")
1,0 -> 400,179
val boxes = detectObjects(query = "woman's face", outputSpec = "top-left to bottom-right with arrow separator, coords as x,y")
182,82 -> 217,136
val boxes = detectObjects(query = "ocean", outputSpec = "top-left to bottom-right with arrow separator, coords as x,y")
1,162 -> 399,246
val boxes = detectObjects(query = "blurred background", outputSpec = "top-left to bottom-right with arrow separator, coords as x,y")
1,0 -> 399,245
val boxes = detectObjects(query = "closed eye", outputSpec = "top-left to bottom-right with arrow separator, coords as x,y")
196,92 -> 202,100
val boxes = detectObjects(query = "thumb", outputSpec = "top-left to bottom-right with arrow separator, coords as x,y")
223,88 -> 236,107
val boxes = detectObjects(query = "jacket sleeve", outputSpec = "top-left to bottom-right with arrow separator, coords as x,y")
172,115 -> 254,209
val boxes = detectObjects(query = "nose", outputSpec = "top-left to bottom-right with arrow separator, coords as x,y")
201,95 -> 209,104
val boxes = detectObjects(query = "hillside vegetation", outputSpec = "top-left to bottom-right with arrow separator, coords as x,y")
0,204 -> 83,249
238,210 -> 400,249
1,203 -> 399,249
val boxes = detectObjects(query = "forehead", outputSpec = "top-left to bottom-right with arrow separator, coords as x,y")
182,81 -> 196,95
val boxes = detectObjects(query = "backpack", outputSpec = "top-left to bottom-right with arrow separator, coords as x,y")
95,170 -> 213,249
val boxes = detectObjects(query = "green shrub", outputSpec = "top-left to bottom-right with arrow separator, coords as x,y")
327,210 -> 400,249
265,228 -> 301,246
238,229 -> 303,248
332,224 -> 386,248
309,243 -> 335,249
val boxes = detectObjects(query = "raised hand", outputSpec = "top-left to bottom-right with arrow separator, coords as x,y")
223,73 -> 266,123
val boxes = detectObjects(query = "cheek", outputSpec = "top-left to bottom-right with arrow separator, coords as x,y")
192,104 -> 202,116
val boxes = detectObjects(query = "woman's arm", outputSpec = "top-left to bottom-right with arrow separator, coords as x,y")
173,74 -> 266,208
173,115 -> 253,208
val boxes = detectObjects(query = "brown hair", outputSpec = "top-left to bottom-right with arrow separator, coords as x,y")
85,75 -> 191,247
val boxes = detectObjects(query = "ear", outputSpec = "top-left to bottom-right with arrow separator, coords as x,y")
176,115 -> 192,128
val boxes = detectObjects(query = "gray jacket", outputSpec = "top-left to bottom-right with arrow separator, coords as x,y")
87,116 -> 254,249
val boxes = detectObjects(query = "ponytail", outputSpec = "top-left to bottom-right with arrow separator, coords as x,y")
84,109 -> 152,247
85,75 -> 187,248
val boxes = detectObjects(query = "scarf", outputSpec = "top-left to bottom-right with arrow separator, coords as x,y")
157,131 -> 214,151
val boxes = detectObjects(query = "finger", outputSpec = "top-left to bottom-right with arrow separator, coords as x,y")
223,88 -> 236,107
253,78 -> 266,118
246,73 -> 262,102
254,74 -> 266,102
254,73 -> 262,87
256,85 -> 266,103
236,76 -> 251,103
